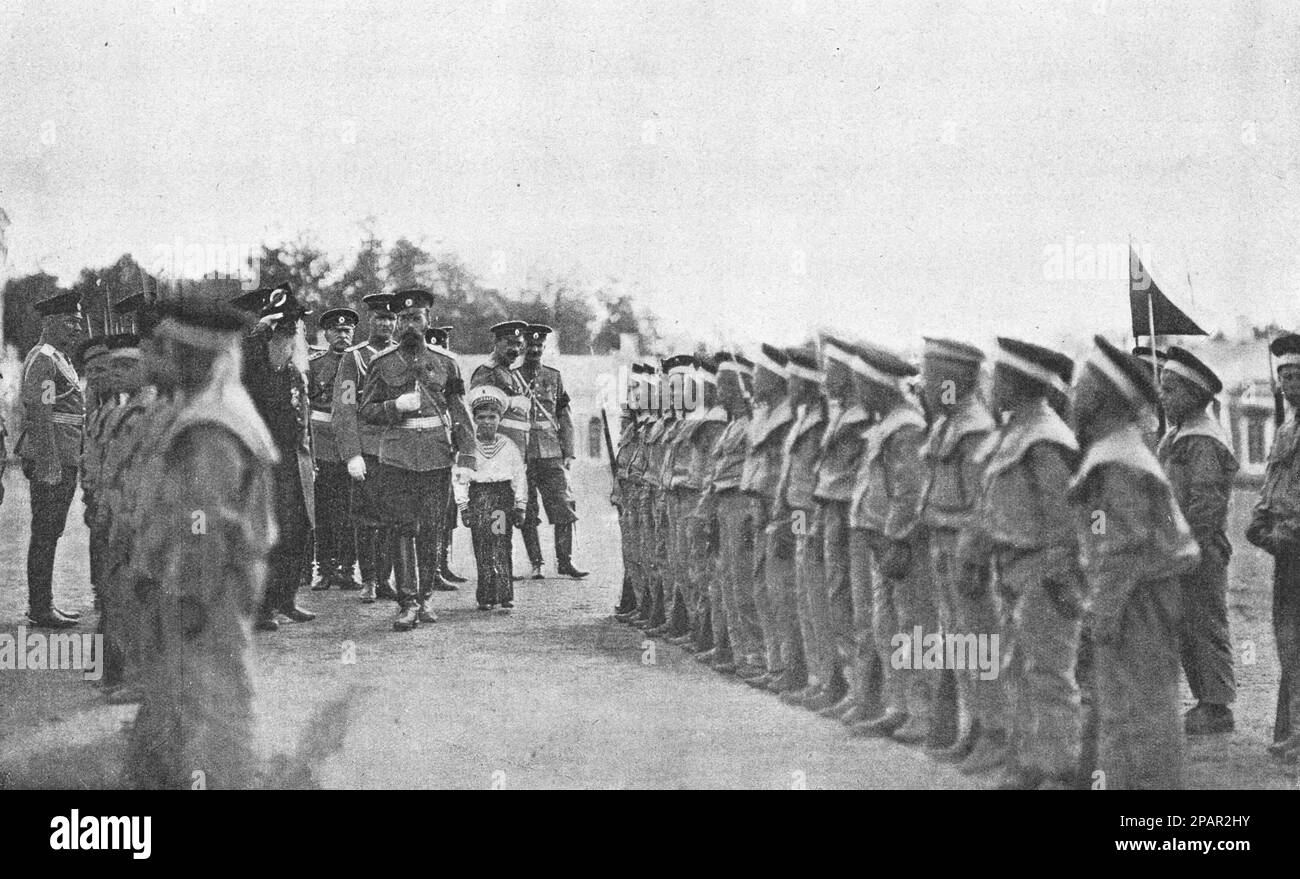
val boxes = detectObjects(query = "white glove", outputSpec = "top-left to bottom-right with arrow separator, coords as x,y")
394,391 -> 421,412
452,466 -> 473,486
508,394 -> 531,413
347,455 -> 366,481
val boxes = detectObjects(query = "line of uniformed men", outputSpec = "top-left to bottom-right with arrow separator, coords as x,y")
611,331 -> 1299,789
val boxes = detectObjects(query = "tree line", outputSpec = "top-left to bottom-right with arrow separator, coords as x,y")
3,234 -> 660,357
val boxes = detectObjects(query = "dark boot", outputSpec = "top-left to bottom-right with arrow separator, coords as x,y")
522,524 -> 544,572
555,522 -> 588,578
392,534 -> 420,632
438,526 -> 466,584
374,529 -> 397,601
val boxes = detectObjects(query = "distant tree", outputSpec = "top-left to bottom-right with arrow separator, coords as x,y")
592,290 -> 643,354
256,236 -> 335,331
325,229 -> 385,332
386,238 -> 436,293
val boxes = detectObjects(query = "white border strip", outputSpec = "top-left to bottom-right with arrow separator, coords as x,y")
996,349 -> 1067,395
1161,358 -> 1215,395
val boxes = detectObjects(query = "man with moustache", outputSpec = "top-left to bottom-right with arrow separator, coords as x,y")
358,289 -> 476,631
335,291 -> 398,603
308,307 -> 362,591
244,283 -> 317,631
16,290 -> 87,628
516,323 -> 587,580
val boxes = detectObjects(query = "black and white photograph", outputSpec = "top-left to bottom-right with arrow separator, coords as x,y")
0,0 -> 1297,820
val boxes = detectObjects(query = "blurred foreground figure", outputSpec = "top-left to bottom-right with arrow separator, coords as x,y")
126,300 -> 277,790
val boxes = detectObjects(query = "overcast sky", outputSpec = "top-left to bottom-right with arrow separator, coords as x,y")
2,0 -> 1297,353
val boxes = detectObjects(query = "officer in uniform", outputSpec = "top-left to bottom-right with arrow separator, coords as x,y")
125,297 -> 277,790
1157,346 -> 1238,735
16,290 -> 86,628
775,347 -> 836,712
1068,336 -> 1200,789
76,336 -> 113,607
516,324 -> 588,580
1247,334 -> 1300,760
919,338 -> 1002,760
335,291 -> 397,603
846,342 -> 931,738
308,306 -> 362,591
358,288 -> 476,631
741,345 -> 795,690
427,324 -> 467,586
956,338 -> 1083,789
814,336 -> 873,721
471,320 -> 532,453
244,283 -> 317,631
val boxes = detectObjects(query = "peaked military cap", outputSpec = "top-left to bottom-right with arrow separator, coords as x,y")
1271,334 -> 1300,370
524,323 -> 553,342
391,288 -> 434,312
661,354 -> 696,373
995,337 -> 1073,396
923,337 -> 985,365
854,342 -> 919,390
155,297 -> 252,349
1131,345 -> 1168,364
490,319 -> 528,339
229,287 -> 268,314
784,347 -> 824,383
1162,346 -> 1222,396
320,307 -> 360,330
362,292 -> 394,313
34,290 -> 82,318
757,343 -> 789,378
1083,335 -> 1159,409
261,283 -> 309,321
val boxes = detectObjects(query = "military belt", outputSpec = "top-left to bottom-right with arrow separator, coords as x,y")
500,417 -> 531,432
397,415 -> 444,429
51,413 -> 84,426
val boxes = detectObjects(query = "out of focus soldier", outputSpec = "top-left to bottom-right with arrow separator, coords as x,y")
427,324 -> 467,585
775,347 -> 836,712
636,372 -> 672,631
335,291 -> 397,603
517,324 -> 588,579
846,343 -> 930,738
679,355 -> 729,659
358,288 -> 476,631
16,290 -> 86,628
308,306 -> 362,591
76,336 -> 113,605
613,365 -> 653,622
1067,336 -> 1199,789
244,283 -> 317,631
957,338 -> 1082,789
919,338 -> 1002,760
742,345 -> 796,691
1157,346 -> 1238,735
125,298 -> 277,790
648,356 -> 696,641
813,337 -> 872,720
1247,334 -> 1300,761
692,353 -> 765,677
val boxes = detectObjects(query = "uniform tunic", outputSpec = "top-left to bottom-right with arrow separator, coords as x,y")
1157,410 -> 1238,708
470,360 -> 533,455
1067,424 -> 1200,789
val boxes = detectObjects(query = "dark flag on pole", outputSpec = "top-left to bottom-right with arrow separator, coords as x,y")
1129,248 -> 1206,337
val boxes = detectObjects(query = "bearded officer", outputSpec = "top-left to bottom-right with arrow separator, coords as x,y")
359,288 -> 476,631
516,323 -> 588,580
244,283 -> 317,631
308,306 -> 362,591
16,290 -> 86,628
1157,347 -> 1238,736
335,292 -> 398,603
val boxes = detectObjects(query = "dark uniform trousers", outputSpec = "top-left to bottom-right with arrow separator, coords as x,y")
1179,549 -> 1235,707
24,464 -> 80,615
354,455 -> 394,587
522,457 -> 578,566
415,476 -> 454,595
314,458 -> 355,580
264,463 -> 313,615
1271,547 -> 1300,743
373,463 -> 451,607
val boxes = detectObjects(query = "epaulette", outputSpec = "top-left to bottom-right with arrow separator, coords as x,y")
309,349 -> 329,362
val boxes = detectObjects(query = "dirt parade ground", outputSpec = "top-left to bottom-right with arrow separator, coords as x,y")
0,459 -> 1296,790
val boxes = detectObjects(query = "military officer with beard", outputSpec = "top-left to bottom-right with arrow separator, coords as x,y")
309,307 -> 362,591
335,292 -> 398,603
244,283 -> 317,631
359,288 -> 475,631
516,323 -> 587,580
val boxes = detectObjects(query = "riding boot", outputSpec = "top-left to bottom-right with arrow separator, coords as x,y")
555,521 -> 588,578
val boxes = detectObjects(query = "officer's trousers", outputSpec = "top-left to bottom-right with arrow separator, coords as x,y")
1271,546 -> 1300,744
1094,575 -> 1184,790
24,464 -> 78,615
263,489 -> 311,615
1178,551 -> 1236,707
314,459 -> 352,580
997,548 -> 1083,782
